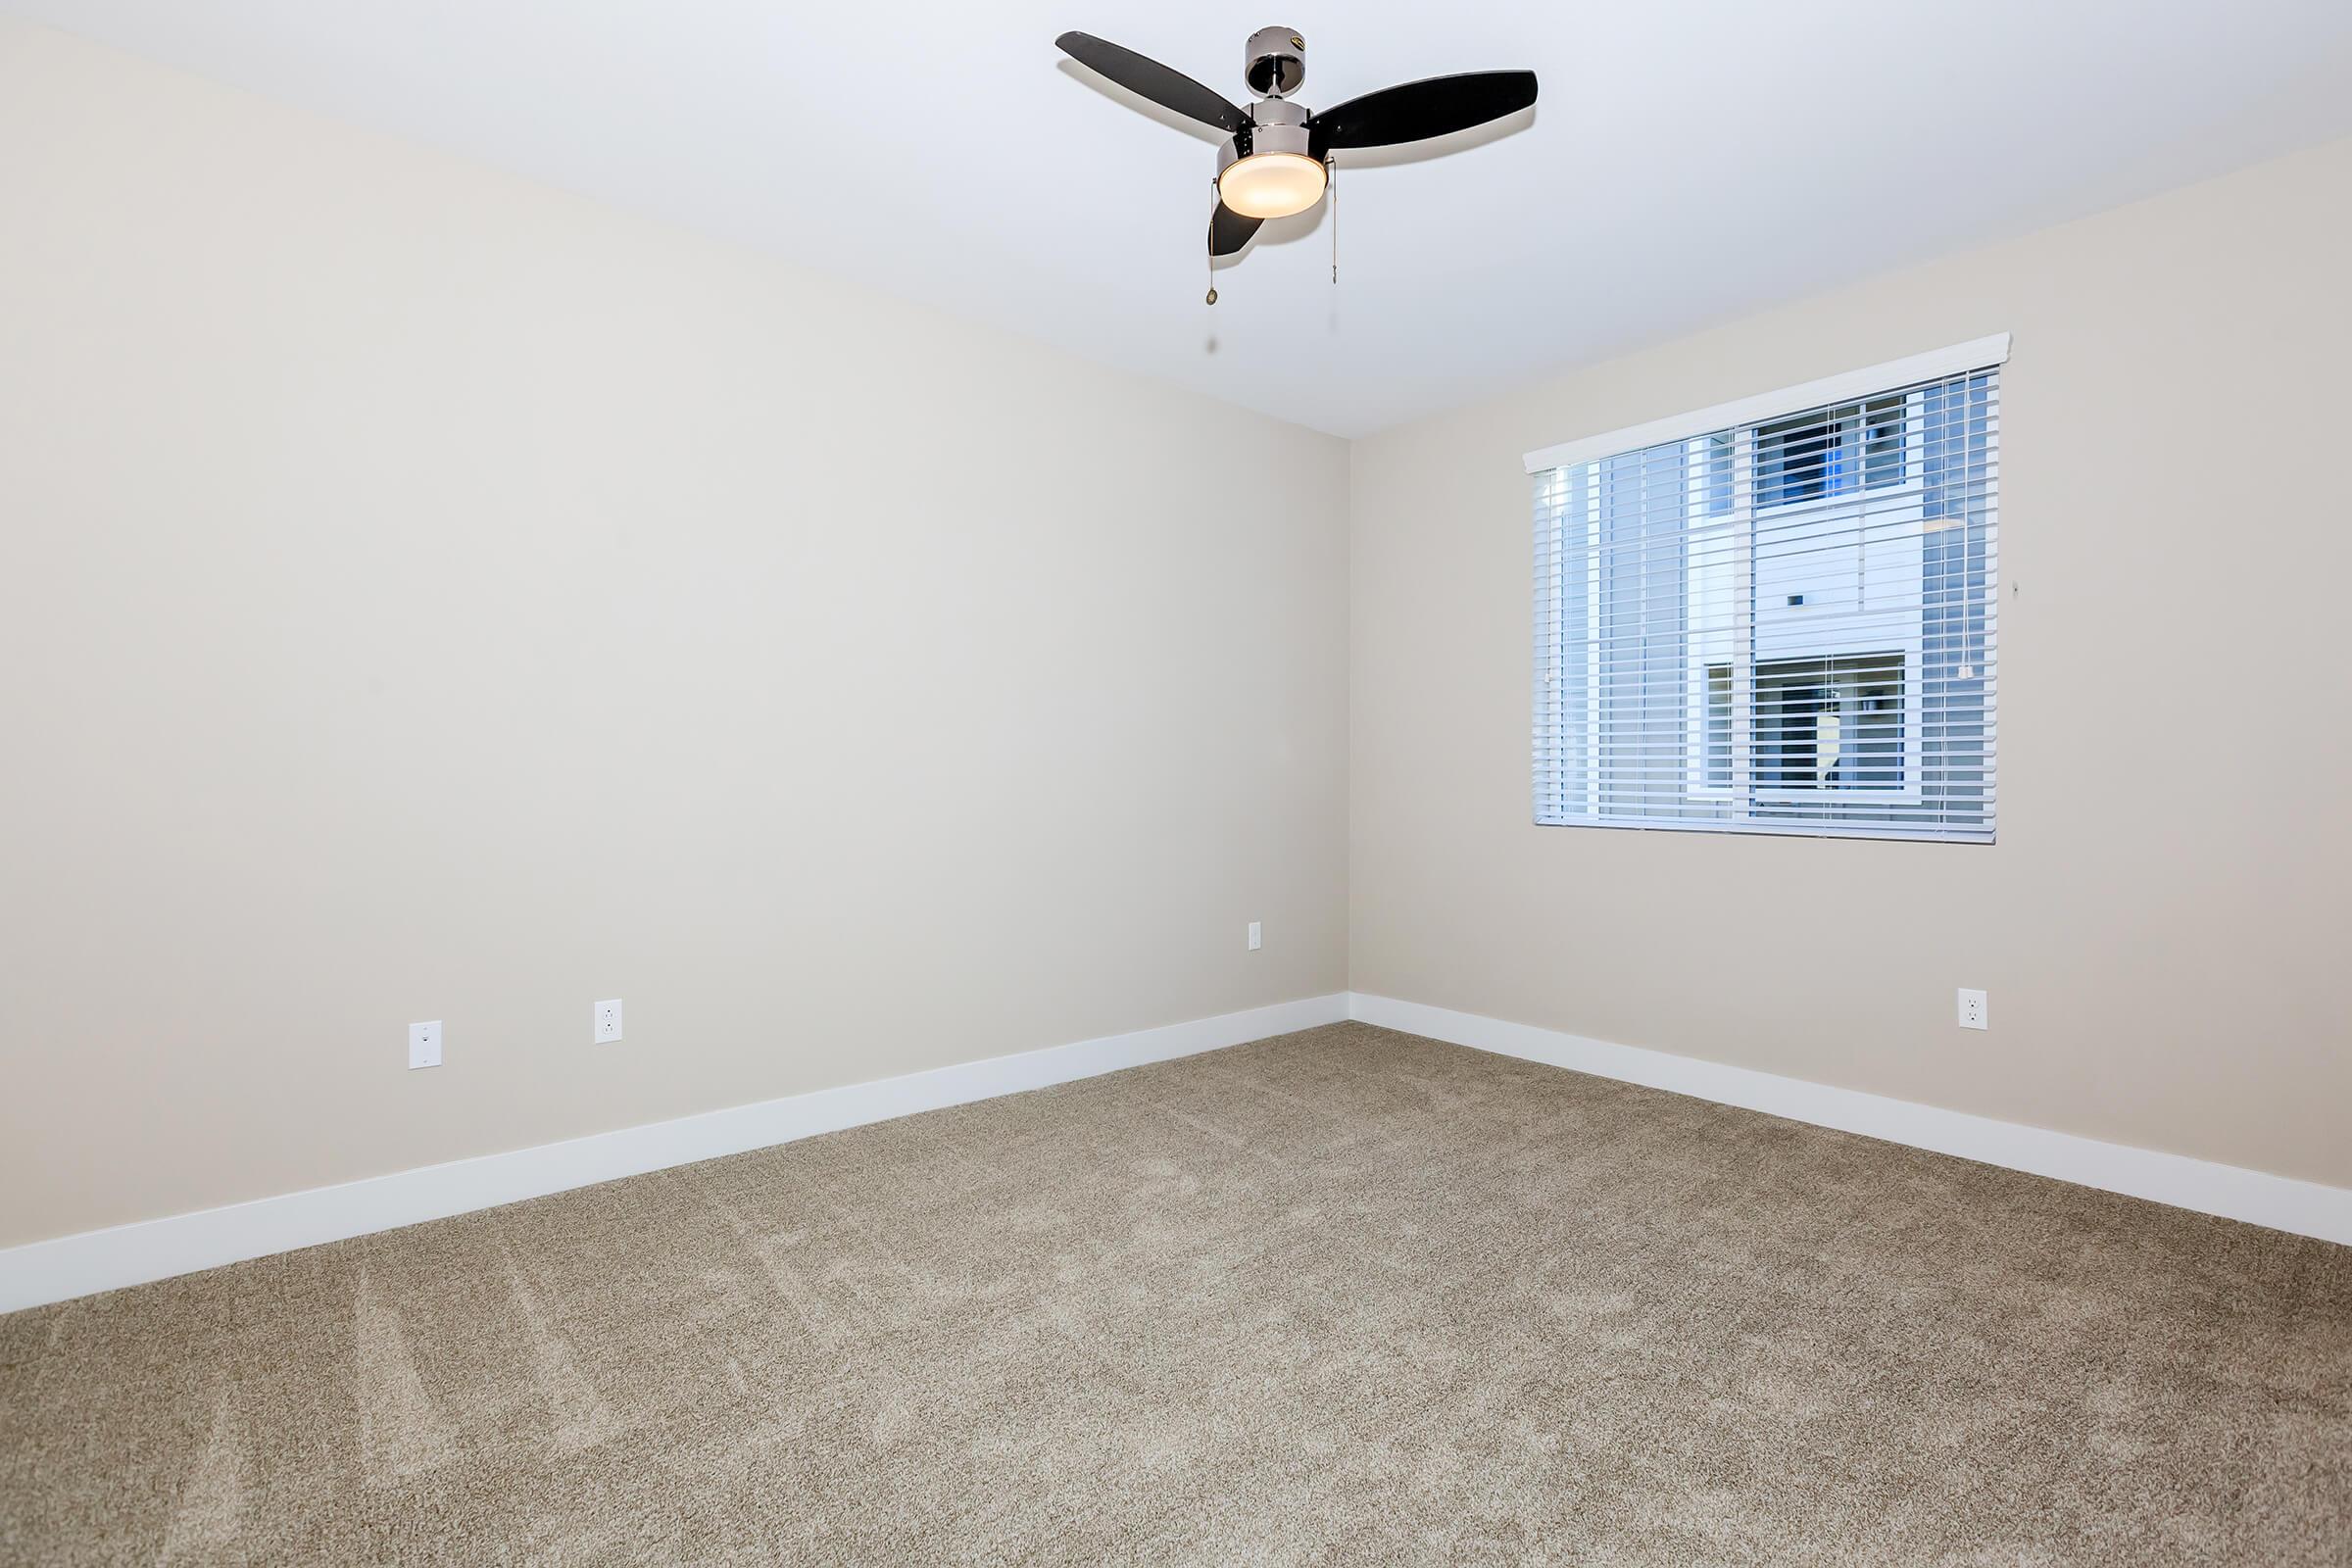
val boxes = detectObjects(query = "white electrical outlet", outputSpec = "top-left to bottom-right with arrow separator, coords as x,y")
1247,920 -> 1262,952
594,999 -> 623,1044
1957,988 -> 1987,1031
409,1020 -> 442,1070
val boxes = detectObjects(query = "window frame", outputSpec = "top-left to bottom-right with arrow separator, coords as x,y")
1528,337 -> 2006,846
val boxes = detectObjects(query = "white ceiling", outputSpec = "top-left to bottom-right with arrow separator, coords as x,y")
9,1 -> 2351,436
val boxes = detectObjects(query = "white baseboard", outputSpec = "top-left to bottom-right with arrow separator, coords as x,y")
0,993 -> 1350,1314
12,987 -> 2338,1314
1348,992 -> 2352,1248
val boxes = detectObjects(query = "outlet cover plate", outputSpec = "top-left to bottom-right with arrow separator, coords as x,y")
595,1000 -> 623,1044
1957,988 -> 1987,1030
409,1020 -> 442,1070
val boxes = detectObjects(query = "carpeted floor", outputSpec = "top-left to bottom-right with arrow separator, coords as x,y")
2,1022 -> 2347,1565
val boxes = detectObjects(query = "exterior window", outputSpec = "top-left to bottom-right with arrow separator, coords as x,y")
1532,353 -> 2000,842
1755,654 -> 1905,790
1702,662 -> 1734,792
1755,396 -> 1906,509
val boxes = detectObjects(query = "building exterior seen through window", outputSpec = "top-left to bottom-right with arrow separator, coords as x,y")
1533,368 -> 1999,842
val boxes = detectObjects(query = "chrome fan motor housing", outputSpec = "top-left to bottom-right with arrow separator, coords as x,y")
1224,95 -> 1310,167
1215,95 -> 1325,223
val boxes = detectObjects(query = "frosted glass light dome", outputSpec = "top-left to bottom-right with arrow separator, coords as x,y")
1217,152 -> 1326,220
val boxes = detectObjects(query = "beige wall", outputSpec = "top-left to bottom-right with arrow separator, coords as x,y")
0,25 -> 1349,1248
1350,135 -> 2352,1190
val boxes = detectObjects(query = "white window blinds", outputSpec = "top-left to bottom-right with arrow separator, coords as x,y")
1531,340 -> 2004,842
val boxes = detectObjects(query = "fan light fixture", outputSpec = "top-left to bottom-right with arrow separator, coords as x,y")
1216,151 -> 1327,220
1054,25 -> 1539,285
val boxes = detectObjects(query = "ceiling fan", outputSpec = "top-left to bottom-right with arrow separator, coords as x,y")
1055,26 -> 1537,291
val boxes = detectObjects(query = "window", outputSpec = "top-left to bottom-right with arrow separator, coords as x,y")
1530,338 -> 2003,842
1755,654 -> 1905,791
1754,396 -> 1906,509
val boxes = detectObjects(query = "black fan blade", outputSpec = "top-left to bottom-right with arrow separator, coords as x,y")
1056,32 -> 1247,134
1307,71 -> 1538,154
1209,201 -> 1262,258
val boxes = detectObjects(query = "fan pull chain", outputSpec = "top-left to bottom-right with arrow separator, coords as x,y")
1205,180 -> 1219,306
1330,160 -> 1339,285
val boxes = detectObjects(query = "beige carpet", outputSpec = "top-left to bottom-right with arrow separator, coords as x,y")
2,1022 -> 2347,1565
